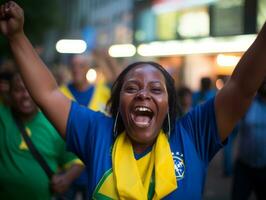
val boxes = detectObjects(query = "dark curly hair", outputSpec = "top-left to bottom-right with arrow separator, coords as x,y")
107,61 -> 178,136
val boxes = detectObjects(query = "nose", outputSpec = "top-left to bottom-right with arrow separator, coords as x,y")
136,88 -> 151,100
22,88 -> 31,98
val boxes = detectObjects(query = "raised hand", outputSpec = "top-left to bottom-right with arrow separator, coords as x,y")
0,1 -> 24,38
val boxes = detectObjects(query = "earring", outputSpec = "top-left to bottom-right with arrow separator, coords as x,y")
113,112 -> 119,138
167,113 -> 171,138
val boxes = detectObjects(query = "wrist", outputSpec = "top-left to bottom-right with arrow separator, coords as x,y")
8,31 -> 26,44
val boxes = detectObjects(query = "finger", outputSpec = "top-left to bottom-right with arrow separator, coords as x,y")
7,1 -> 16,9
52,177 -> 63,185
0,5 -> 4,19
4,2 -> 10,11
51,185 -> 60,193
5,1 -> 16,15
3,2 -> 13,18
11,3 -> 23,21
16,6 -> 24,20
3,1 -> 21,19
0,3 -> 8,19
7,1 -> 20,12
51,177 -> 59,184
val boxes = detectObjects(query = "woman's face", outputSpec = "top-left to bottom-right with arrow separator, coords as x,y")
119,64 -> 168,151
10,75 -> 37,116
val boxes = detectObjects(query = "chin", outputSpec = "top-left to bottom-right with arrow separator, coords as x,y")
130,130 -> 157,144
20,107 -> 37,116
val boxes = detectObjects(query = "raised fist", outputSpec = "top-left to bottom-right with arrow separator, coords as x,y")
0,1 -> 24,38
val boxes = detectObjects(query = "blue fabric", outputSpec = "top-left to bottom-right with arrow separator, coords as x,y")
238,96 -> 266,168
66,97 -> 224,199
67,83 -> 95,188
192,90 -> 216,106
134,145 -> 153,160
68,83 -> 94,106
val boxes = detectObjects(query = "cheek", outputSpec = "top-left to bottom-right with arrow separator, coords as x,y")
157,95 -> 169,110
119,95 -> 128,115
11,93 -> 21,101
154,96 -> 169,123
10,96 -> 20,108
119,94 -> 135,121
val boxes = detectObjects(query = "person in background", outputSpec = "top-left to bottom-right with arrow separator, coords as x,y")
0,70 -> 12,103
0,71 -> 84,200
215,76 -> 238,177
59,54 -> 111,199
192,77 -> 216,106
232,79 -> 266,200
60,54 -> 110,113
222,127 -> 238,177
92,49 -> 122,88
0,59 -> 15,104
1,2 -> 266,199
176,86 -> 193,116
51,64 -> 71,86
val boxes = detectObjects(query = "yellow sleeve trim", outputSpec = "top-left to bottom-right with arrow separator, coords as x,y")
63,158 -> 84,169
89,83 -> 111,113
59,85 -> 75,100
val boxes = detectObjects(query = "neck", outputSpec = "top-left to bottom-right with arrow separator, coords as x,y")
133,144 -> 150,154
12,109 -> 38,123
130,138 -> 156,154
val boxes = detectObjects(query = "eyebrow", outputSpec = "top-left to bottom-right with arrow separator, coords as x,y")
125,79 -> 163,84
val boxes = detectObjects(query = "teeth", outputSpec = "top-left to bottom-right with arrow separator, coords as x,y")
135,107 -> 152,112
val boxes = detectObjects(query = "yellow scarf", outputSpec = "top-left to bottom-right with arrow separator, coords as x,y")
112,131 -> 177,200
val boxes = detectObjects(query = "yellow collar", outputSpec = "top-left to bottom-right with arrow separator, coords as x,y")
112,131 -> 177,199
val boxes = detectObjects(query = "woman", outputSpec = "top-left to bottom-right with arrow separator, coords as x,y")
1,1 -> 266,199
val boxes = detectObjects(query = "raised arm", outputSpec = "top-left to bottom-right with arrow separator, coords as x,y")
215,22 -> 266,141
0,1 -> 70,138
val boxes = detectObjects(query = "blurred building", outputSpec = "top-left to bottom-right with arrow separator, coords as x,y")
131,0 -> 266,90
60,0 -> 134,48
41,0 -> 266,90
41,0 -> 133,65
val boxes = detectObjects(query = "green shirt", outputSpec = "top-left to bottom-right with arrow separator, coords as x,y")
0,103 -> 77,200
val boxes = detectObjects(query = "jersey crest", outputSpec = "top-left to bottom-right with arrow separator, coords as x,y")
172,151 -> 185,181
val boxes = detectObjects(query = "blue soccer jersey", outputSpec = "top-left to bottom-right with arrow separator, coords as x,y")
66,98 -> 224,199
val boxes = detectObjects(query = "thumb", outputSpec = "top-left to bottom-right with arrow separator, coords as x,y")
51,175 -> 61,185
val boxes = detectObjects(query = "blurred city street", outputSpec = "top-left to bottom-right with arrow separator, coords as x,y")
204,146 -> 256,200
204,150 -> 233,200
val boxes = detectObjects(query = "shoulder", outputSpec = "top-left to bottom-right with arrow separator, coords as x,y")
0,102 -> 11,118
172,97 -> 217,140
30,111 -> 59,134
68,101 -> 113,126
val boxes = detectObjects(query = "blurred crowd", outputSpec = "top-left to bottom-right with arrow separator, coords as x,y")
1,50 -> 265,200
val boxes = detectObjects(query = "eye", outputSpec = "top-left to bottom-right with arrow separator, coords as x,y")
13,87 -> 22,92
124,85 -> 139,93
151,87 -> 163,94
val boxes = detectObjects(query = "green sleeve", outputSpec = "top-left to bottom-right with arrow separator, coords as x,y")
57,138 -> 83,169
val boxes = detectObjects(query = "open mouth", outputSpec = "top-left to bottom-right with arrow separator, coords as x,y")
131,106 -> 154,128
20,99 -> 35,111
21,100 -> 32,107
